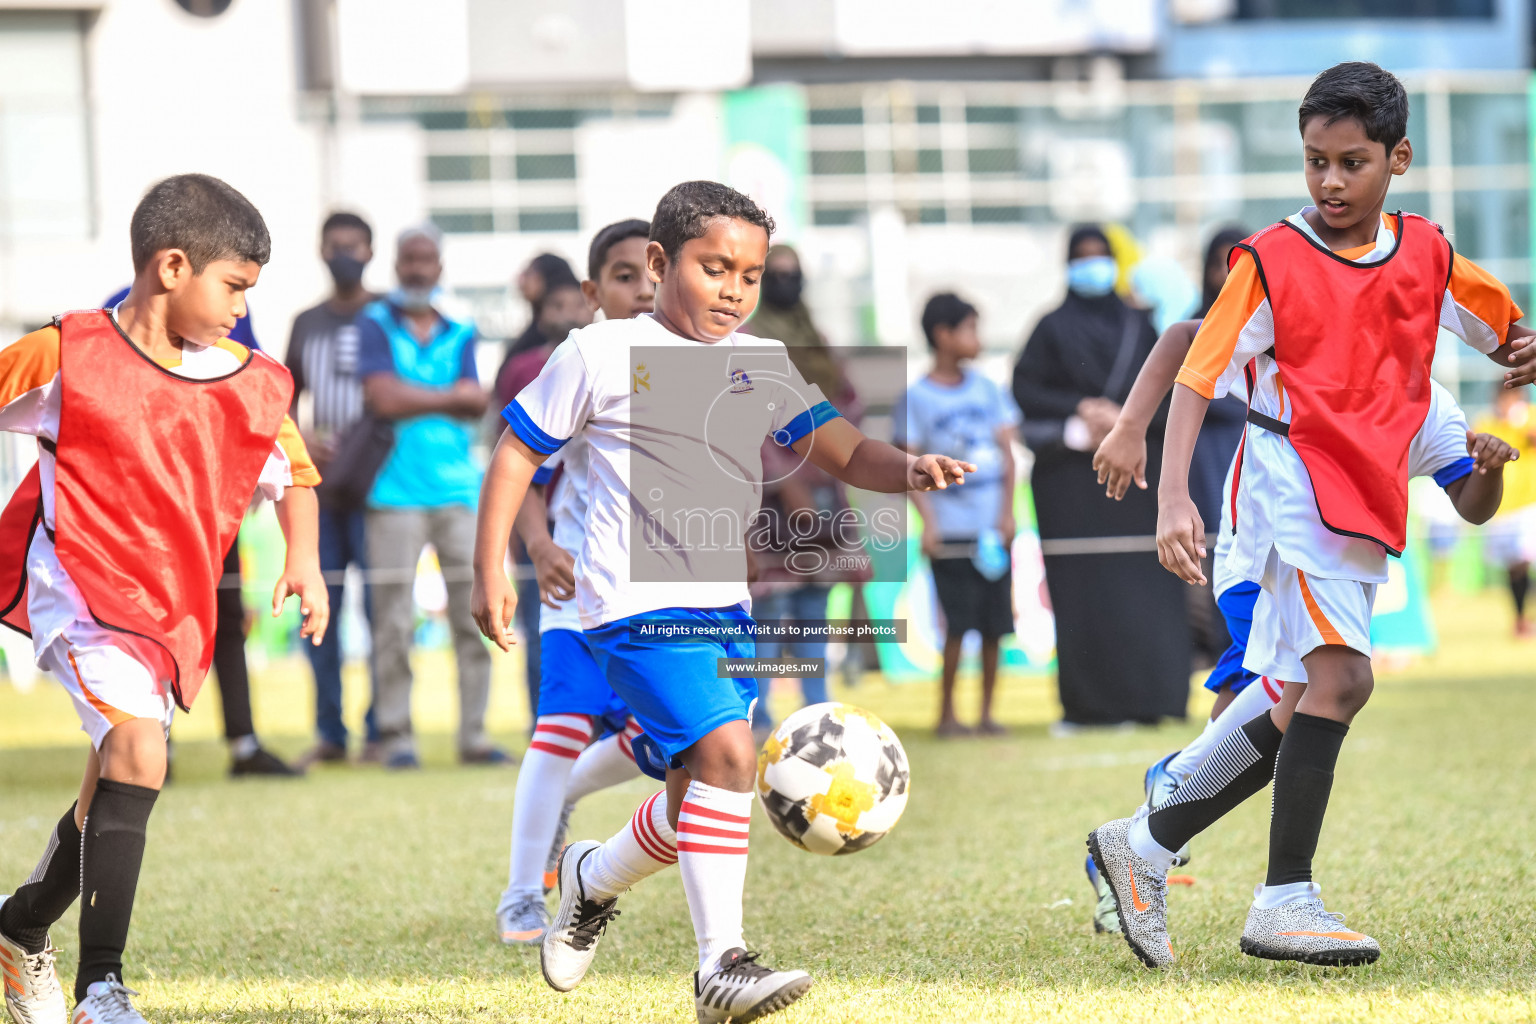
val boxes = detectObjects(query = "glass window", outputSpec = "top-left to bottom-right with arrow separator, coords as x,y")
0,12 -> 92,239
1235,0 -> 1492,15
810,107 -> 864,125
916,105 -> 942,124
427,155 -> 491,182
515,154 -> 577,180
518,208 -> 580,232
431,210 -> 495,234
419,110 -> 469,131
812,206 -> 863,226
507,109 -> 580,130
967,147 -> 1020,174
917,206 -> 947,224
966,105 -> 1017,124
971,205 -> 1025,224
917,149 -> 944,174
811,150 -> 868,175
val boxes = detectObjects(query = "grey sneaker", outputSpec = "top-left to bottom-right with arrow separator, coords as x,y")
1239,884 -> 1380,966
0,898 -> 67,1024
1084,855 -> 1120,934
70,974 -> 146,1024
1087,817 -> 1174,969
694,949 -> 812,1024
540,841 -> 620,992
497,892 -> 551,946
544,803 -> 574,895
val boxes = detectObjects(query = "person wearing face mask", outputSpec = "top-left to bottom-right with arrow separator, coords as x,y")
356,224 -> 509,769
286,211 -> 381,765
1012,224 -> 1191,730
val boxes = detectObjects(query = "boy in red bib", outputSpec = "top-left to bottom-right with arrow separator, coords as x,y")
1089,63 -> 1536,970
0,174 -> 328,1024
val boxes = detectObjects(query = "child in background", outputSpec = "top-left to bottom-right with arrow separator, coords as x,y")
1473,384 -> 1536,635
895,294 -> 1019,737
0,173 -> 327,1024
496,217 -> 656,947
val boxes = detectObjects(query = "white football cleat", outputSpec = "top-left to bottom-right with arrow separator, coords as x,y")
0,897 -> 67,1024
694,949 -> 812,1024
70,974 -> 147,1024
540,841 -> 620,992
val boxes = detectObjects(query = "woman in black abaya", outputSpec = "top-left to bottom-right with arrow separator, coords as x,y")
1012,225 -> 1190,727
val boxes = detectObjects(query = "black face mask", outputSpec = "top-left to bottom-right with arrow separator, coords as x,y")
326,252 -> 367,290
760,269 -> 803,310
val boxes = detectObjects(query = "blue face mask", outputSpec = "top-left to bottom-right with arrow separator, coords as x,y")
1066,255 -> 1118,298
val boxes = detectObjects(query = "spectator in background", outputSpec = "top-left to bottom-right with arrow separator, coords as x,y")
359,225 -> 507,769
1185,227 -> 1251,667
495,256 -> 592,724
1475,382 -> 1536,635
101,285 -> 299,777
1011,224 -> 1189,730
743,245 -> 868,729
286,211 -> 380,765
897,294 -> 1018,737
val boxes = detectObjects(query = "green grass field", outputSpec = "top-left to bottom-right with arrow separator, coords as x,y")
3,589 -> 1534,1023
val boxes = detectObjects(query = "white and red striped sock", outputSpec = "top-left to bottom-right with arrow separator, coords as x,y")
505,714 -> 592,898
566,718 -> 645,804
1166,677 -> 1283,784
580,791 -> 677,900
677,781 -> 753,974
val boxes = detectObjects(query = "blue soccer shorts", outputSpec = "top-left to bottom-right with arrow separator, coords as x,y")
1204,580 -> 1262,694
584,605 -> 760,768
538,627 -> 630,720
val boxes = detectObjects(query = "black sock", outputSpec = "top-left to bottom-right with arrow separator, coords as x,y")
76,780 -> 158,1001
1266,711 -> 1349,888
1148,712 -> 1283,853
1511,570 -> 1529,618
0,805 -> 82,953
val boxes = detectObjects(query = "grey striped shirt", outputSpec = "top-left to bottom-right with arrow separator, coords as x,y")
286,300 -> 368,437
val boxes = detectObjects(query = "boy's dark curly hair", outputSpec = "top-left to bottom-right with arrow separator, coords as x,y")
1298,62 -> 1409,152
650,181 -> 775,264
131,173 -> 270,273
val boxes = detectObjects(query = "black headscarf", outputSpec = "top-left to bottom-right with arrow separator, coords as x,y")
1066,224 -> 1111,262
1199,227 -> 1250,316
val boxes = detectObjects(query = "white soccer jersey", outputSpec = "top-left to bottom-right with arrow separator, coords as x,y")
505,314 -> 837,629
533,437 -> 589,634
1212,373 -> 1476,595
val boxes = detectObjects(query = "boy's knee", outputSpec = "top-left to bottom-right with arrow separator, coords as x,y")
98,720 -> 168,790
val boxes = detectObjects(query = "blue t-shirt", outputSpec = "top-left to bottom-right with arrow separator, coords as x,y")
894,369 -> 1019,541
103,286 -> 258,348
356,300 -> 483,510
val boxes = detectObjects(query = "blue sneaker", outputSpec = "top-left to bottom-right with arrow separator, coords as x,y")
1143,753 -> 1191,867
385,750 -> 421,771
1085,855 -> 1120,934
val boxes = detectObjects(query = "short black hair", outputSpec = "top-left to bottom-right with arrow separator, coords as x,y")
650,181 -> 775,264
130,173 -> 270,274
1298,62 -> 1409,152
920,292 -> 978,350
322,211 -> 372,246
588,218 -> 650,280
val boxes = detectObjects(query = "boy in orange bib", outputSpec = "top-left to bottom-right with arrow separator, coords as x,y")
1089,62 -> 1536,971
0,174 -> 328,1024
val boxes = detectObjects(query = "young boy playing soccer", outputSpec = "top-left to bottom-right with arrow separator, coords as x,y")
472,181 -> 971,1023
1086,318 -> 1517,934
895,293 -> 1019,737
0,173 -> 328,1024
495,217 -> 658,946
1089,61 -> 1536,970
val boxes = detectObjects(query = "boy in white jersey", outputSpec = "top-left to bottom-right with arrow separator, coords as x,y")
472,181 -> 972,1023
1087,318 -> 1516,935
496,218 -> 658,946
1089,62 -> 1536,971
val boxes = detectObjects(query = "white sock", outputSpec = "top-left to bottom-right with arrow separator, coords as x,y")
677,781 -> 753,974
566,719 -> 645,804
505,714 -> 592,898
581,791 -> 677,900
1166,677 -> 1283,783
1127,809 -> 1178,874
1253,880 -> 1318,909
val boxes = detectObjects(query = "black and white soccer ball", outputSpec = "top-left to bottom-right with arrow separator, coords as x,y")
756,702 -> 910,855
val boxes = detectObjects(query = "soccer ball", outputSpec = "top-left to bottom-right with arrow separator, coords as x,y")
756,702 -> 910,856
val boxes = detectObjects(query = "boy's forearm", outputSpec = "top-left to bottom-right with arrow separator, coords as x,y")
1120,321 -> 1198,433
274,485 -> 321,570
1451,471 -> 1504,526
513,484 -> 554,554
1159,384 -> 1210,500
474,432 -> 541,576
838,438 -> 915,493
